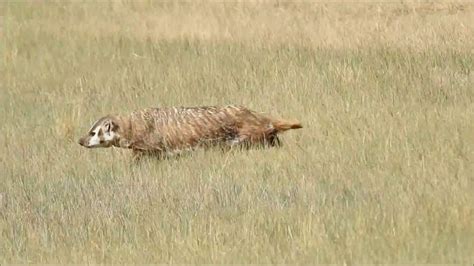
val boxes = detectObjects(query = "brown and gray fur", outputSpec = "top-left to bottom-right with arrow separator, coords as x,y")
78,105 -> 302,159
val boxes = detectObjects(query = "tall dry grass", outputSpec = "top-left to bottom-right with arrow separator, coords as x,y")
1,1 -> 473,263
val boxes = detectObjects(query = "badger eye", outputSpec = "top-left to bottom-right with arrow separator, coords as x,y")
89,132 -> 95,137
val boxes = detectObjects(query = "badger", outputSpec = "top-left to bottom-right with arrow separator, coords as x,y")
78,105 -> 302,159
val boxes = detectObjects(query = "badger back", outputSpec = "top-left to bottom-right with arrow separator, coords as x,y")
129,106 -> 259,151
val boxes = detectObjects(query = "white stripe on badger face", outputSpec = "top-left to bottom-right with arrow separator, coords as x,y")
103,130 -> 115,141
88,127 -> 101,147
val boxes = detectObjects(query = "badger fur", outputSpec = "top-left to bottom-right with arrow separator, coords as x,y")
78,105 -> 302,159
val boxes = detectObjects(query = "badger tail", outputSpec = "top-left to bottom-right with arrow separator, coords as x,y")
272,119 -> 303,132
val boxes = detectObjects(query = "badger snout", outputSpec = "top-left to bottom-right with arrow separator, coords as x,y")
78,137 -> 87,147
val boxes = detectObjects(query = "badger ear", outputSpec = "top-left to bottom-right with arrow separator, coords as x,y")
104,118 -> 119,133
104,119 -> 113,133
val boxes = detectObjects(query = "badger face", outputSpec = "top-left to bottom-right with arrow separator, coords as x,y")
78,116 -> 119,148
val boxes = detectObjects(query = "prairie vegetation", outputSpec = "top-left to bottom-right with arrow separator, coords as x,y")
1,1 -> 473,263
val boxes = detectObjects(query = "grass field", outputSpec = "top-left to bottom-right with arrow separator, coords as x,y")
1,1 -> 474,263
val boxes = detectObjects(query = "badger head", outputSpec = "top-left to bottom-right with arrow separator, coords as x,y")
78,116 -> 121,148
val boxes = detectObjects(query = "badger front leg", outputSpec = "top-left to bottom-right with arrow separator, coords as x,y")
131,149 -> 165,161
132,149 -> 146,162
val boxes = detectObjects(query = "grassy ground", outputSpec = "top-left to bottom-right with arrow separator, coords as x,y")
1,1 -> 474,263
